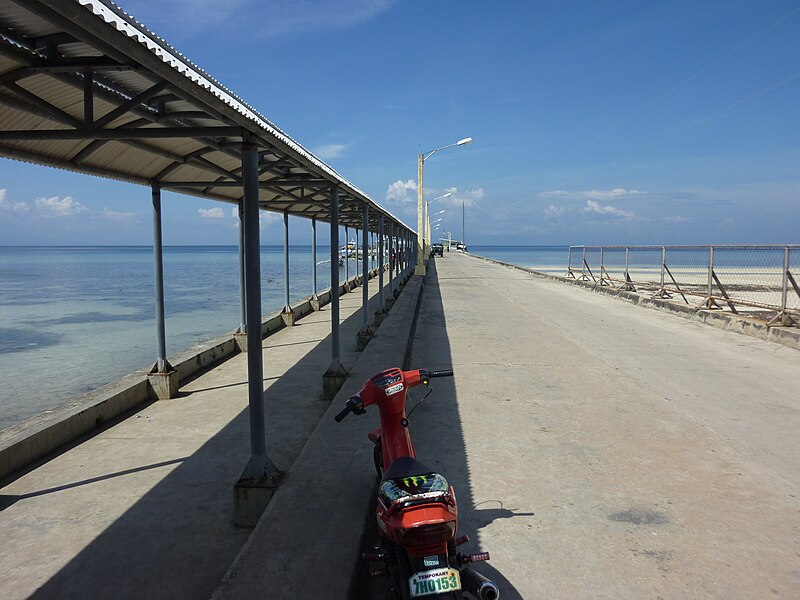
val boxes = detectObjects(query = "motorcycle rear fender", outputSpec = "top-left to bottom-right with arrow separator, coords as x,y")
368,428 -> 381,444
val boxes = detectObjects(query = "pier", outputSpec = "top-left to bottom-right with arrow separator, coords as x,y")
1,3 -> 798,598
3,252 -> 799,598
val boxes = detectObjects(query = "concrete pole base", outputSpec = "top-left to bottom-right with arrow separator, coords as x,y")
384,297 -> 395,311
414,264 -> 426,276
310,295 -> 321,312
322,360 -> 349,401
233,476 -> 279,527
233,331 -> 248,352
147,364 -> 179,400
356,326 -> 374,352
373,309 -> 387,327
281,307 -> 296,327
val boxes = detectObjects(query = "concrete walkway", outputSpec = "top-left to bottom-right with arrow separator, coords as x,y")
0,278 -> 390,600
406,252 -> 800,599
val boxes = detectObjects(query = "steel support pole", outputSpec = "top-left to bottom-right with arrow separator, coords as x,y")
361,206 -> 369,326
388,221 -> 394,292
323,187 -> 347,399
378,216 -> 385,311
151,183 -> 167,374
238,202 -> 246,333
311,218 -> 318,298
330,190 -> 342,366
240,141 -> 277,481
283,212 -> 290,311
344,225 -> 349,284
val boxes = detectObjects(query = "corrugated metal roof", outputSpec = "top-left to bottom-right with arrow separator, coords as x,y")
0,0 -> 410,231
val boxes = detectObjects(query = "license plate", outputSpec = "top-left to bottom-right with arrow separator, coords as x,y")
409,567 -> 461,597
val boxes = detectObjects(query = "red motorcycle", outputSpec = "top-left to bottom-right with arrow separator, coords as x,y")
336,367 -> 499,600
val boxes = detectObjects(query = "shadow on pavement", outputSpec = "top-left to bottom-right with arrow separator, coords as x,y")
356,258 -> 522,599
24,285 -> 388,600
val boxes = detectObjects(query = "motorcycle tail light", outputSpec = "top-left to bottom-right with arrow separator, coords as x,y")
396,521 -> 456,546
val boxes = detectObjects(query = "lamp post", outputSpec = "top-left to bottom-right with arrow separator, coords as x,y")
425,195 -> 450,249
415,137 -> 472,276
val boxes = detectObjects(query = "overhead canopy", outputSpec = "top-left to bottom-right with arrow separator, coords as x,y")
0,0 -> 409,231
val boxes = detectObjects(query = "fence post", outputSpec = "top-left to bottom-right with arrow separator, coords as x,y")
599,247 -> 605,285
706,246 -> 714,307
625,246 -> 630,280
567,246 -> 572,276
581,247 -> 587,279
660,246 -> 666,290
781,245 -> 790,318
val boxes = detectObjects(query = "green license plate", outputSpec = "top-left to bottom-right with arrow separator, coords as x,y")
409,567 -> 461,597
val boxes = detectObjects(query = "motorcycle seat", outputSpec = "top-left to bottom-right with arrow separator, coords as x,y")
381,456 -> 436,482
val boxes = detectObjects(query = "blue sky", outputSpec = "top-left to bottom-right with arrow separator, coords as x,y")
1,0 -> 798,245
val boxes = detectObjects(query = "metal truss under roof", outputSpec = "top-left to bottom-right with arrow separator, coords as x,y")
0,0 -> 408,231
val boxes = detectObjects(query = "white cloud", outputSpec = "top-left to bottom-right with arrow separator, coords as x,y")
311,143 -> 353,161
386,179 -> 417,203
198,207 -> 225,218
260,211 -> 281,226
102,207 -> 136,220
0,188 -> 30,213
544,204 -> 567,218
440,187 -> 484,208
540,188 -> 645,201
583,199 -> 634,219
35,195 -> 87,217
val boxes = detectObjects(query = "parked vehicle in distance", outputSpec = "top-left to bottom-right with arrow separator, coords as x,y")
456,243 -> 466,252
431,243 -> 444,257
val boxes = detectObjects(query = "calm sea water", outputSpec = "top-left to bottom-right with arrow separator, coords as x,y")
0,245 -> 377,431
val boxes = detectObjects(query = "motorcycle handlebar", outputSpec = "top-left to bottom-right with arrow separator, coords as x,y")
334,405 -> 351,422
428,369 -> 454,378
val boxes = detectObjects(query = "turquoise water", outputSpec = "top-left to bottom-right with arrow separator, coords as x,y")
0,245 -> 379,431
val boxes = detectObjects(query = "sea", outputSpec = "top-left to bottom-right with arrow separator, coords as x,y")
0,245 -> 569,431
0,245 -> 380,431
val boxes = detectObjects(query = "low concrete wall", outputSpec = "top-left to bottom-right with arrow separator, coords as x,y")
213,272 -> 424,600
0,266 -> 389,482
468,253 -> 800,351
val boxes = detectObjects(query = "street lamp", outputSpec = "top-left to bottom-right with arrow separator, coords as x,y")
425,194 -> 451,249
415,137 -> 472,276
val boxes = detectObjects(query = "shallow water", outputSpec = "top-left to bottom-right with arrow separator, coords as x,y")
0,245 -> 376,430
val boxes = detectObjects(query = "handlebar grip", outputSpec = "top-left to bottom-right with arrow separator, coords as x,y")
429,369 -> 454,378
334,405 -> 351,422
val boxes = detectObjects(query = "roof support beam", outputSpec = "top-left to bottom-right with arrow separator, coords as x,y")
2,81 -> 83,128
90,79 -> 170,130
0,126 -> 243,140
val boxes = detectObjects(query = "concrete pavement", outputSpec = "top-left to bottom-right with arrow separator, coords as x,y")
406,252 -> 800,599
0,275 -> 396,599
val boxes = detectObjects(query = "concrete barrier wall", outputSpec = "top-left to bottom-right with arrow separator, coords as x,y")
0,266 -> 389,482
468,253 -> 800,351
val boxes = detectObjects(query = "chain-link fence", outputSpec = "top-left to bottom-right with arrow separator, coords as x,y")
566,245 -> 800,326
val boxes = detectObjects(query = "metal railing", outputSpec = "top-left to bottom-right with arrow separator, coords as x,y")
565,245 -> 800,326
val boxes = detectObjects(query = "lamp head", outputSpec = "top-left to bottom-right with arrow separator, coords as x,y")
456,137 -> 473,146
